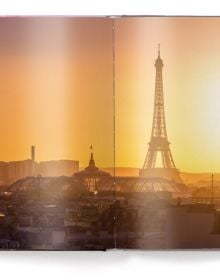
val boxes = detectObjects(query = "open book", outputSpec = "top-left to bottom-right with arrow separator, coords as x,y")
0,16 -> 219,250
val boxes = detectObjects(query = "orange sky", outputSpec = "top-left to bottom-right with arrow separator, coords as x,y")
0,17 -> 113,167
1,17 -> 220,172
115,17 -> 220,173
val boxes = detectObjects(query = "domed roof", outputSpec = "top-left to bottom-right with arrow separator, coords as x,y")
74,152 -> 110,178
9,176 -> 87,193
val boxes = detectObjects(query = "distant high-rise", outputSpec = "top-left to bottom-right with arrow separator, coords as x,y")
0,146 -> 79,185
31,146 -> 35,162
31,145 -> 36,176
139,45 -> 182,183
37,160 -> 79,177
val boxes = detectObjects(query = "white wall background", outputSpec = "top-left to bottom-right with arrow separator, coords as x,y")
1,250 -> 220,280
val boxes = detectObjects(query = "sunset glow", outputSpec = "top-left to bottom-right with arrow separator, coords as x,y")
1,17 -> 220,172
115,17 -> 220,172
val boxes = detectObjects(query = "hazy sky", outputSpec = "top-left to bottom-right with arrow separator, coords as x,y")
115,17 -> 220,173
1,17 -> 220,172
0,17 -> 113,167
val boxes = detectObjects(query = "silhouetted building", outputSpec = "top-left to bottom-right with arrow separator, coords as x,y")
8,159 -> 35,184
0,146 -> 79,185
31,146 -> 35,162
0,162 -> 9,184
74,150 -> 111,193
37,160 -> 79,177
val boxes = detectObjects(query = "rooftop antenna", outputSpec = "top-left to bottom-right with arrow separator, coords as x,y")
211,173 -> 214,205
90,144 -> 94,160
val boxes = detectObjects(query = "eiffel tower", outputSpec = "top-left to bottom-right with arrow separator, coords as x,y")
139,45 -> 182,183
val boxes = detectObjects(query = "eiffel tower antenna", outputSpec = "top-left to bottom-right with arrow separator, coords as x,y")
139,46 -> 182,183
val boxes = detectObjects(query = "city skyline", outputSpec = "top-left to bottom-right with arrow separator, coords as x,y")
0,16 -> 220,251
1,17 -> 220,172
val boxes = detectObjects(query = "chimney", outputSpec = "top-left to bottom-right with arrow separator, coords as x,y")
31,146 -> 35,162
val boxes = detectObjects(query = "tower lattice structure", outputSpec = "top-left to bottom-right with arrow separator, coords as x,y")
139,45 -> 182,183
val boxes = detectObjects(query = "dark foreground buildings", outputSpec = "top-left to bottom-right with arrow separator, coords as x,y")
0,151 -> 219,250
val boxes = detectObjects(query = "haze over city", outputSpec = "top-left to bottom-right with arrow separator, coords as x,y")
0,16 -> 220,251
0,17 -> 220,173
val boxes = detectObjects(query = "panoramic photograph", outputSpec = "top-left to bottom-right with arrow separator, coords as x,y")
0,16 -> 220,250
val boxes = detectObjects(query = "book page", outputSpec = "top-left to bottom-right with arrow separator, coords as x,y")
115,16 -> 220,249
0,17 -> 115,250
